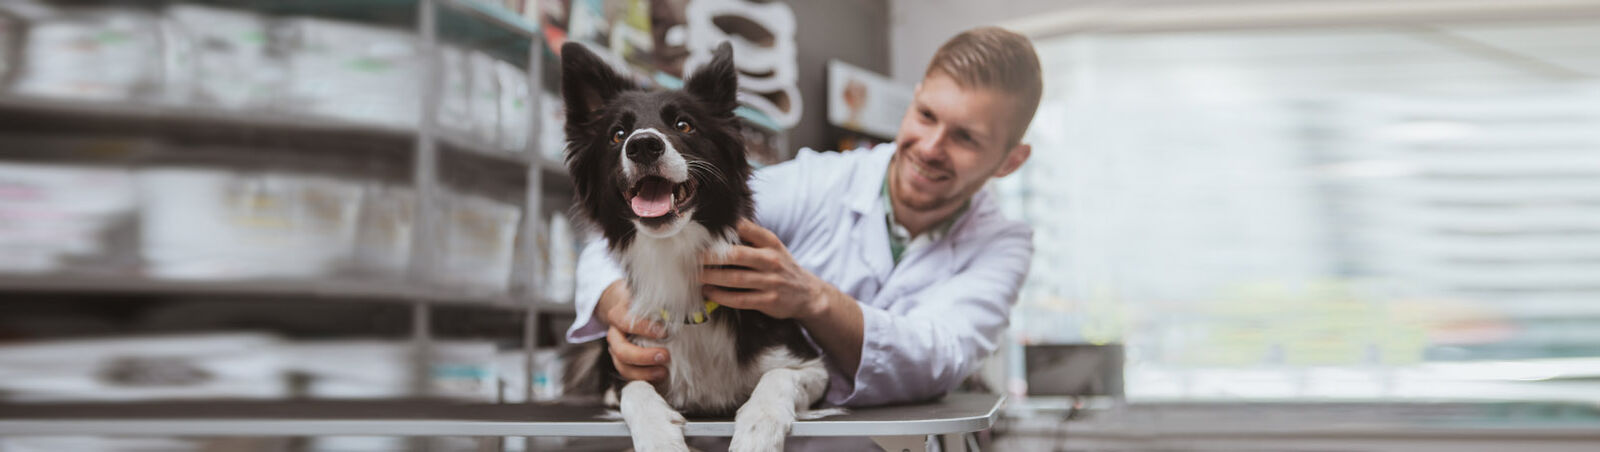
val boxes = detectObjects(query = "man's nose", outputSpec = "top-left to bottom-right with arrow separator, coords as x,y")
626,135 -> 664,163
914,128 -> 951,163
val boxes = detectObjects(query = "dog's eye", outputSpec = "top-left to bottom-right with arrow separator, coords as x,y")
675,120 -> 694,133
611,128 -> 625,144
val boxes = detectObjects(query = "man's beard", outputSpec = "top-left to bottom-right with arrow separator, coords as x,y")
891,151 -> 986,213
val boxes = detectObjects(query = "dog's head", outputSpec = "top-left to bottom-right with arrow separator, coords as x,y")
561,42 -> 752,247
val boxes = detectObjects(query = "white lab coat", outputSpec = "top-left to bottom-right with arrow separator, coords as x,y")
566,143 -> 1034,407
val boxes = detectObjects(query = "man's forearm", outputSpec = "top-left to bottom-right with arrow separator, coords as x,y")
799,282 -> 865,376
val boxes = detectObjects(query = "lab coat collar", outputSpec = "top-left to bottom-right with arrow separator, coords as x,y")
846,143 -> 896,217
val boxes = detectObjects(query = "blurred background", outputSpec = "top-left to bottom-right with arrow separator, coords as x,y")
2,0 -> 1600,451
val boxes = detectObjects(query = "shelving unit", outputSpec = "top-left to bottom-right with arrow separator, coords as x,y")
0,1 -> 580,444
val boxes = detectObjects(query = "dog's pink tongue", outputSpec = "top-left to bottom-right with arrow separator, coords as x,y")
630,178 -> 674,218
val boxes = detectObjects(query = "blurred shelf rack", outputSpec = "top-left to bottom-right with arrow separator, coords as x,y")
0,0 -> 576,434
0,273 -> 574,313
0,95 -> 572,192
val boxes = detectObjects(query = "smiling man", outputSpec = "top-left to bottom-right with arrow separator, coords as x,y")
569,26 -> 1042,408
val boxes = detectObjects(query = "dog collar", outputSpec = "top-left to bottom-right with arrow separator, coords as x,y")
661,300 -> 721,325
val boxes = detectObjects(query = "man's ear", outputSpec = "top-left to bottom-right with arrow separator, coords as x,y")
684,41 -> 737,113
994,143 -> 1031,178
561,42 -> 634,129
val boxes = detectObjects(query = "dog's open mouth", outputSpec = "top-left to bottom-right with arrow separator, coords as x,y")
626,176 -> 696,221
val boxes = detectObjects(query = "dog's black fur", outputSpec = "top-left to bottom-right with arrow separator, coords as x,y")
560,41 -> 819,416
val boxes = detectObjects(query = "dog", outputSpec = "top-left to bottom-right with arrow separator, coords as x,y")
558,41 -> 837,452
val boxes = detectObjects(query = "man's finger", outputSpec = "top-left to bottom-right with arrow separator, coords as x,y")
607,327 -> 669,366
703,286 -> 777,310
701,245 -> 778,271
605,305 -> 667,339
699,268 -> 773,290
737,219 -> 784,250
613,356 -> 666,382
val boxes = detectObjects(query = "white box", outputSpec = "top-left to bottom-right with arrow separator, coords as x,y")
13,10 -> 163,102
282,18 -> 420,128
435,191 -> 521,294
0,333 -> 287,402
163,5 -> 285,111
138,168 -> 363,280
468,51 -> 501,145
496,60 -> 532,152
0,163 -> 136,273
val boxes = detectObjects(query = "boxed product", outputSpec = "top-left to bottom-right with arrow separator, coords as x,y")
545,212 -> 577,303
279,340 -> 498,401
539,94 -> 567,161
350,184 -> 415,279
435,191 -> 522,294
437,45 -> 474,139
0,162 -> 137,273
495,348 -> 564,403
138,168 -> 363,280
0,13 -> 13,81
281,17 -> 421,128
0,333 -> 287,402
469,50 -> 502,145
496,60 -> 533,152
162,4 -> 286,111
11,9 -> 163,102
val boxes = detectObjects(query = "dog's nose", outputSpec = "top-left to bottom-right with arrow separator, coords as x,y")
626,135 -> 665,163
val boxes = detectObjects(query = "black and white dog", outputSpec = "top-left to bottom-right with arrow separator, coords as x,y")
559,42 -> 835,451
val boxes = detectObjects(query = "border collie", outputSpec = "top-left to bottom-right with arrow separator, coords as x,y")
559,42 -> 835,452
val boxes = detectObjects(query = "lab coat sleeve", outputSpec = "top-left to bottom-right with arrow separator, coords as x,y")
827,223 -> 1034,406
564,237 -> 625,344
750,148 -> 837,246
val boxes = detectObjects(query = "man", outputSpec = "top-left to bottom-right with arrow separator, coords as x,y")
567,26 -> 1042,408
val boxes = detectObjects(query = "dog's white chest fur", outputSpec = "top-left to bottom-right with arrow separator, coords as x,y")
616,223 -> 811,414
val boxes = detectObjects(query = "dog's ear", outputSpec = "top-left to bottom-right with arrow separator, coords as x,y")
684,41 -> 738,114
561,42 -> 634,129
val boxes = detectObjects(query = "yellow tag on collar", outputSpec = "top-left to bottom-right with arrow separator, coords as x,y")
662,300 -> 721,325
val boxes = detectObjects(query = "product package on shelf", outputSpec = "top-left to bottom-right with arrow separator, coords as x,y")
138,168 -> 364,280
544,212 -> 577,303
281,17 -> 420,129
0,14 -> 13,82
279,340 -> 498,401
539,94 -> 567,162
350,184 -> 415,279
496,60 -> 533,153
0,333 -> 288,402
495,348 -> 564,403
0,162 -> 137,274
161,5 -> 285,111
437,45 -> 474,140
435,191 -> 522,294
468,50 -> 502,147
10,9 -> 163,102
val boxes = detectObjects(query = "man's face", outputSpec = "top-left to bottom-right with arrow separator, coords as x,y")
890,72 -> 1030,214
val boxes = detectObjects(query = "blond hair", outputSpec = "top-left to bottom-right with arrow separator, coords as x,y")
924,26 -> 1043,147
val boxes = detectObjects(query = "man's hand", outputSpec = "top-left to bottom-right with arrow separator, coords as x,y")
700,220 -> 833,321
595,280 -> 671,384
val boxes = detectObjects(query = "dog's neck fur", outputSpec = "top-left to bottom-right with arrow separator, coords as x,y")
616,222 -> 736,335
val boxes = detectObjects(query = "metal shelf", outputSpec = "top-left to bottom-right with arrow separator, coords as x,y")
0,393 -> 1003,438
0,273 -> 577,311
0,95 -> 572,190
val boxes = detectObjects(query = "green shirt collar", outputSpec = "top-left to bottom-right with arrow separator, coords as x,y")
882,172 -> 967,264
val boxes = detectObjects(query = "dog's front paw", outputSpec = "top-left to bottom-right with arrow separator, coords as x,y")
627,401 -> 688,452
729,400 -> 793,452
